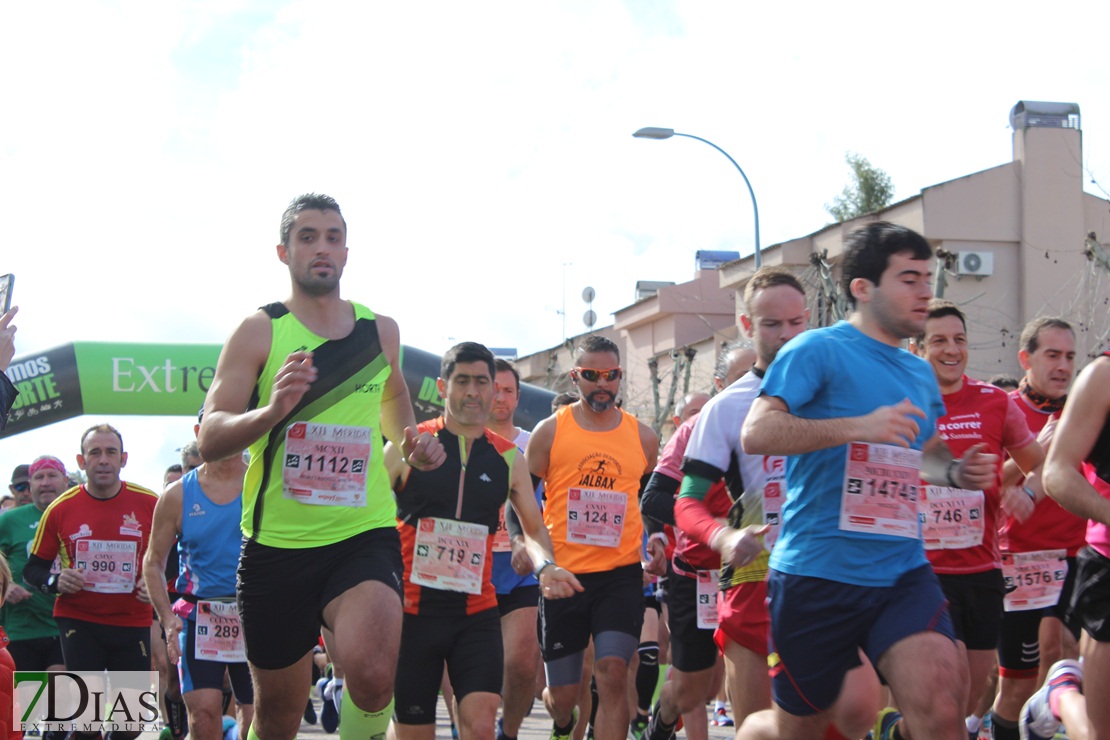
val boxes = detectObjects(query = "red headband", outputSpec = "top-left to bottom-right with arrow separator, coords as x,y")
28,458 -> 66,477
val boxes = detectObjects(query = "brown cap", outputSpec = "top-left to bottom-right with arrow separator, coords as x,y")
10,464 -> 30,485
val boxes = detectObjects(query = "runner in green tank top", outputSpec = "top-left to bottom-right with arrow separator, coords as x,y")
199,194 -> 446,740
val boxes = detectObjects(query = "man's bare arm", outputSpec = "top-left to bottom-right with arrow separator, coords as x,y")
509,460 -> 556,569
638,421 -> 660,473
1044,357 -> 1110,525
198,311 -> 303,462
920,436 -> 998,491
142,482 -> 185,661
509,459 -> 581,598
526,415 -> 557,482
376,315 -> 444,470
742,395 -> 927,456
382,441 -> 411,492
376,315 -> 416,445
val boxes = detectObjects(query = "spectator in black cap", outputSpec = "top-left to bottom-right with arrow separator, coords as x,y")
8,464 -> 31,507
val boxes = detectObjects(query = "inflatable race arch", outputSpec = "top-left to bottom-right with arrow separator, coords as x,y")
0,342 -> 555,439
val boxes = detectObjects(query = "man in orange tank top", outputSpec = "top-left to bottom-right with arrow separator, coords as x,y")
526,335 -> 659,740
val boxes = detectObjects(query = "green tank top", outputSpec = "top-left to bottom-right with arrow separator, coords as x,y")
243,301 -> 395,548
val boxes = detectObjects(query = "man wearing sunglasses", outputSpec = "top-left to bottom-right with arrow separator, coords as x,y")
526,335 -> 659,740
8,465 -> 31,507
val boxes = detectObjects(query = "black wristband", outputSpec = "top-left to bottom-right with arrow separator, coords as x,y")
946,458 -> 961,488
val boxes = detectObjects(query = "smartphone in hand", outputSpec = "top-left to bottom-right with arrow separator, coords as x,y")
0,274 -> 13,314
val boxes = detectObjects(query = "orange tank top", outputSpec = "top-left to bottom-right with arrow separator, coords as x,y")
544,405 -> 648,574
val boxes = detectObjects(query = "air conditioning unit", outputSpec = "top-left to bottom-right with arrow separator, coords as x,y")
956,251 -> 993,277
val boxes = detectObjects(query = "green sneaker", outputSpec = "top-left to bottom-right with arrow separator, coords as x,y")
551,708 -> 578,740
629,713 -> 649,740
869,707 -> 901,740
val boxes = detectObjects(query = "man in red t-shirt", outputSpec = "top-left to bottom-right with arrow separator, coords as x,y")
23,423 -> 158,740
990,317 -> 1080,740
910,301 -> 1042,727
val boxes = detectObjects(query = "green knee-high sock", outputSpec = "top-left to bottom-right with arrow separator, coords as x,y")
340,690 -> 394,740
247,724 -> 263,740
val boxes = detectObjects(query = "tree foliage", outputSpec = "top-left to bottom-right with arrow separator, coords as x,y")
825,152 -> 895,222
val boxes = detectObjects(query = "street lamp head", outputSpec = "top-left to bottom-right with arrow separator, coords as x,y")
632,127 -> 675,140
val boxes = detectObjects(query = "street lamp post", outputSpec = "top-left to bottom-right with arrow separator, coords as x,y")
633,127 -> 761,269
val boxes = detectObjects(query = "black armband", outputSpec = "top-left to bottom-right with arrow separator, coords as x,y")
505,501 -> 524,541
640,472 -> 680,527
23,554 -> 57,594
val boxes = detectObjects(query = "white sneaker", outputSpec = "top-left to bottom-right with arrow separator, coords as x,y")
1019,659 -> 1082,740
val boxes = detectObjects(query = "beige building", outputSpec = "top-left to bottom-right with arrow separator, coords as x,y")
721,100 -> 1110,379
516,265 -> 740,437
518,101 -> 1110,437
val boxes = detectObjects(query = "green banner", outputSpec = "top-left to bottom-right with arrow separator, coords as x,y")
1,341 -> 554,439
73,342 -> 219,416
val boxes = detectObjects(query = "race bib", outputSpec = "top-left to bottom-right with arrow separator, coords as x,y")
282,422 -> 372,507
839,443 -> 921,539
1002,549 -> 1067,612
195,600 -> 245,662
492,506 -> 511,553
566,488 -> 626,548
696,571 -> 719,629
411,518 -> 488,595
921,486 -> 985,550
75,540 -> 136,593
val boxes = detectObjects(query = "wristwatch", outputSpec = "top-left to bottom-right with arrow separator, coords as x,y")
534,559 -> 556,578
44,574 -> 59,595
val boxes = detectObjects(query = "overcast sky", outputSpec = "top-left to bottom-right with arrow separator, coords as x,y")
3,0 -> 1109,492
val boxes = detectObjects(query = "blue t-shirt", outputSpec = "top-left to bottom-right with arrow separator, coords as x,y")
761,321 -> 946,587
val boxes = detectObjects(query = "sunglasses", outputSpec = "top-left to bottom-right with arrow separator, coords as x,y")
11,482 -> 29,492
576,367 -> 622,382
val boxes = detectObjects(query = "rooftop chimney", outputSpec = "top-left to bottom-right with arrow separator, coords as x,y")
1010,101 -> 1080,131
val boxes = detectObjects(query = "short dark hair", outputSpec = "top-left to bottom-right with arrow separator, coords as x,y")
841,221 -> 933,308
552,392 -> 578,411
743,267 -> 805,312
574,336 -> 620,364
1019,316 -> 1074,355
163,464 -> 183,486
988,374 -> 1020,391
715,339 -> 754,381
441,342 -> 496,382
280,193 -> 346,246
915,299 -> 967,345
80,424 -> 124,455
493,359 -> 520,392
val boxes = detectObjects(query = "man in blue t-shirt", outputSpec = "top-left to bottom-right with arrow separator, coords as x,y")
737,222 -> 998,740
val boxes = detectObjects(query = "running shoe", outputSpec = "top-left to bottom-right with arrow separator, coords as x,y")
869,707 -> 901,740
320,678 -> 340,734
713,707 -> 734,727
645,704 -> 678,740
304,697 -> 318,726
550,708 -> 578,740
629,713 -> 649,740
1020,659 -> 1082,740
